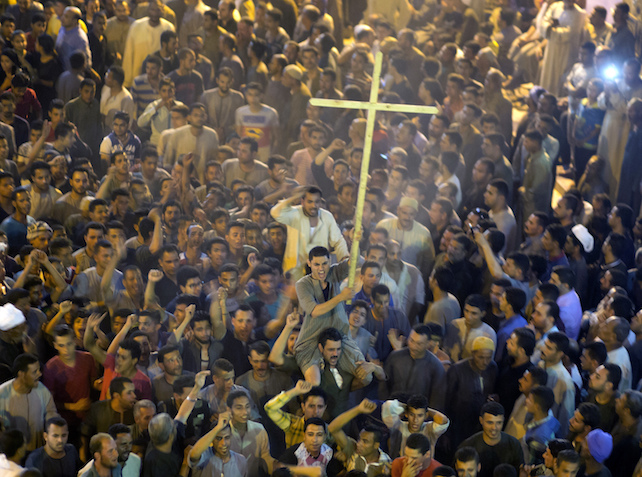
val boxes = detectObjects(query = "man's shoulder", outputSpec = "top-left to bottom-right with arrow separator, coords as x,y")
459,431 -> 484,448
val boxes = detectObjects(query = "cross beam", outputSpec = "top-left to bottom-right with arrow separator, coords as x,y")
310,51 -> 439,288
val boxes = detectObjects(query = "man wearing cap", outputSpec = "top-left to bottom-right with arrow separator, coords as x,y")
376,198 -> 435,273
27,221 -> 52,253
446,336 -> 498,446
281,63 -> 311,146
0,353 -> 59,451
0,304 -> 29,382
580,429 -> 612,477
56,6 -> 92,71
565,224 -> 592,305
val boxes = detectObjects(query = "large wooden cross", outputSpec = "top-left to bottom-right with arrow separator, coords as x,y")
310,51 -> 439,287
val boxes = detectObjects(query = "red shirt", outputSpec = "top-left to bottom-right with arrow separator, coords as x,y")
42,350 -> 96,426
10,87 -> 42,122
391,457 -> 442,477
99,352 -> 152,401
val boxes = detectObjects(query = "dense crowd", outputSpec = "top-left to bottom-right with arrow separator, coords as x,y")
0,0 -> 642,476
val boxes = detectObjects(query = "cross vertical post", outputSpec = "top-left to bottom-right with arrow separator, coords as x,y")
310,51 -> 439,287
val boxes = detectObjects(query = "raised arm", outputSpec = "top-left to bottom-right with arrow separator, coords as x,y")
297,280 -> 355,319
148,208 -> 164,255
270,187 -> 306,222
269,311 -> 300,366
144,269 -> 164,310
101,240 -> 124,304
38,252 -> 68,303
474,229 -> 504,279
264,380 -> 312,430
107,313 -> 137,355
263,291 -> 294,340
175,370 -> 210,423
328,399 -> 377,452
24,120 -> 51,171
13,250 -> 40,290
83,312 -> 108,365
210,288 -> 227,340
189,411 -> 230,463
173,304 -> 195,343
44,301 -> 73,336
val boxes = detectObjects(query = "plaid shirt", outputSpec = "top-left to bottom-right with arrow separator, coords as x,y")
265,391 -> 306,448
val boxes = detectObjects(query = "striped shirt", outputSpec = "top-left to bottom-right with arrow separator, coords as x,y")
131,74 -> 161,117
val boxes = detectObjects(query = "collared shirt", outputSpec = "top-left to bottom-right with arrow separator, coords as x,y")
264,390 -> 307,448
56,25 -> 92,70
137,98 -> 185,145
79,462 -> 122,477
557,290 -> 582,340
79,454 -> 138,477
271,202 -> 348,277
230,420 -> 274,475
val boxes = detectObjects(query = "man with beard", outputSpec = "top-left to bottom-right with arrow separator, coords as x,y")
377,197 -> 435,272
72,222 -> 105,275
291,126 -> 328,186
425,114 -> 449,158
201,67 -> 245,142
25,161 -> 61,220
52,167 -> 89,225
446,337 -> 498,447
153,345 -> 193,403
221,137 -> 269,189
25,417 -> 81,477
271,186 -> 348,280
105,264 -> 144,315
79,434 -> 121,477
163,103 -> 219,182
149,245 -> 181,307
78,424 -> 141,477
73,240 -> 123,304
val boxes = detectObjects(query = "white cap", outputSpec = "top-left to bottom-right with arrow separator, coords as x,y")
0,304 -> 25,331
571,224 -> 594,253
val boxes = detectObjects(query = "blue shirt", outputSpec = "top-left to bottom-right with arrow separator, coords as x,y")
56,25 -> 92,70
496,314 -> 528,363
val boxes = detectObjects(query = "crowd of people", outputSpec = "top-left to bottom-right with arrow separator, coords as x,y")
0,0 -> 642,476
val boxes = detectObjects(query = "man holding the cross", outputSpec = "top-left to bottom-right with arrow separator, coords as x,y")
294,244 -> 370,386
